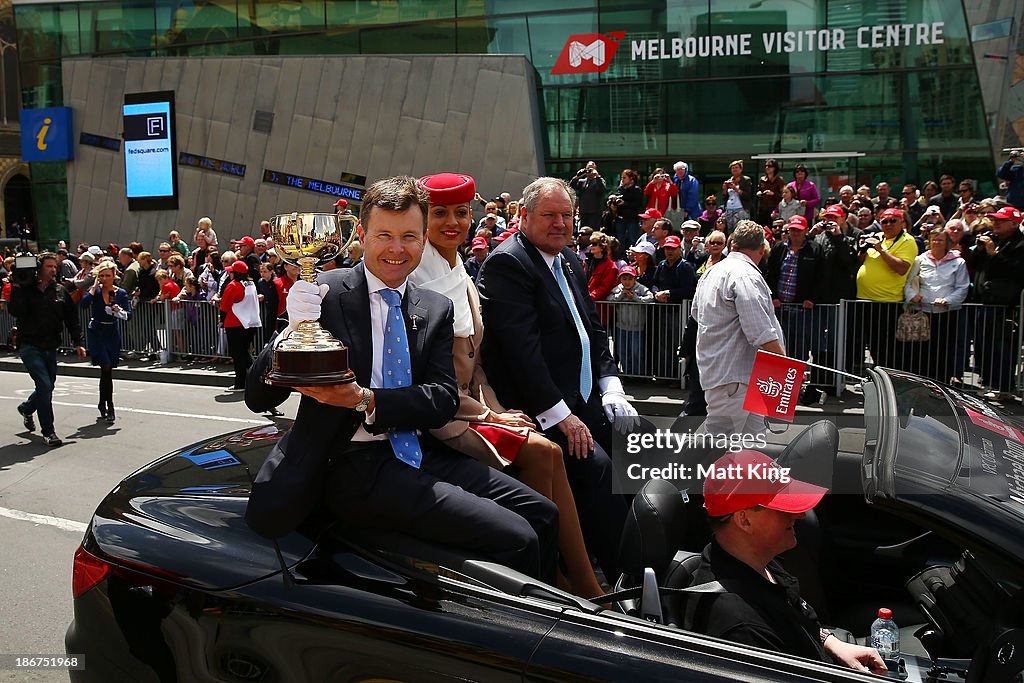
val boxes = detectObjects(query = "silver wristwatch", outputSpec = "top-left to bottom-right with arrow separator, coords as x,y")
354,387 -> 372,413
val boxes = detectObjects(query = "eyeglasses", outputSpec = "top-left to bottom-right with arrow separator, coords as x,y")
959,189 -> 971,193
880,219 -> 900,225
902,191 -> 915,195
707,240 -> 726,245
158,248 -> 170,252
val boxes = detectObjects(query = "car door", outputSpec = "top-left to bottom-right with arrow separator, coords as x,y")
526,609 -> 882,682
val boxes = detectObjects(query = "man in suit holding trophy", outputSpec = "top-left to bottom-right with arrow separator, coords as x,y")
244,176 -> 557,580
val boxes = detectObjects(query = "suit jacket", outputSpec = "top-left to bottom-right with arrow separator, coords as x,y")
477,232 -> 618,421
244,263 -> 459,538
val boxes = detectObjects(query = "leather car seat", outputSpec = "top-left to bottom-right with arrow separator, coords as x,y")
614,479 -> 702,622
776,420 -> 840,624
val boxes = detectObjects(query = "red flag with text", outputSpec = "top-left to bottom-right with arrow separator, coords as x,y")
743,351 -> 807,422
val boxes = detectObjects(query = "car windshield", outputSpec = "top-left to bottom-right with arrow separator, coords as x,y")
868,370 -> 1024,565
889,372 -> 964,487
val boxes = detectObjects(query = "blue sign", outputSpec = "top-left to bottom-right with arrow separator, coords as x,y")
21,107 -> 74,161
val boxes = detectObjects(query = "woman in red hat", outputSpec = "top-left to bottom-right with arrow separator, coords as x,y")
411,172 -> 604,600
219,260 -> 262,390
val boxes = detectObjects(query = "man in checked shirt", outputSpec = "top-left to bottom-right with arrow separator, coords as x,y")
692,220 -> 785,438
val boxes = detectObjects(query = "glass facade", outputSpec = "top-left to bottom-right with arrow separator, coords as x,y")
14,0 -> 994,238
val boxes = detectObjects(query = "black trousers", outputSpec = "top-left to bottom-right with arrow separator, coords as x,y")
226,326 -> 256,389
324,439 -> 559,581
542,397 -> 628,581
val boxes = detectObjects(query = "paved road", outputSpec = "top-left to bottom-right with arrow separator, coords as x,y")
0,371 -> 299,683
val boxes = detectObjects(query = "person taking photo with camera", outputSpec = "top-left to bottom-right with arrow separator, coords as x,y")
9,252 -> 87,447
568,161 -> 607,231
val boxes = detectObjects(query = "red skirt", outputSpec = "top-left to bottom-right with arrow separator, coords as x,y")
468,423 -> 528,464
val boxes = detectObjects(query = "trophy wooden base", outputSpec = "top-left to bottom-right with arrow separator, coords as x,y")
265,346 -> 355,387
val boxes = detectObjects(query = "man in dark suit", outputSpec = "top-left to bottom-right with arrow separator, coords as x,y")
477,177 -> 638,581
245,176 -> 557,580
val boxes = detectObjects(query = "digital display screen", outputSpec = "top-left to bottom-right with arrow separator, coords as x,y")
179,152 -> 246,177
80,132 -> 121,151
123,91 -> 178,211
262,168 -> 364,203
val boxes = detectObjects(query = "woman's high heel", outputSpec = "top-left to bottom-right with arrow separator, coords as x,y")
97,402 -> 108,420
104,403 -> 115,424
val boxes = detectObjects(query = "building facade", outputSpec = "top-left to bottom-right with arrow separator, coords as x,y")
11,0 -> 1024,243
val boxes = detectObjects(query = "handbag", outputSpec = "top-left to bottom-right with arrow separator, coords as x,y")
896,304 -> 930,342
664,208 -> 685,227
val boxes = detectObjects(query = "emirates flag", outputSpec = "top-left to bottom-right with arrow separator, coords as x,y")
743,351 -> 807,422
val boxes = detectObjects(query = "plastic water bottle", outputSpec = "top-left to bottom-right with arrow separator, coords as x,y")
870,608 -> 900,658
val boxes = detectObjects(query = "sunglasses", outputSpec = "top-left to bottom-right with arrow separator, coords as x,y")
158,248 -> 170,252
959,189 -> 971,193
880,218 -> 900,225
707,240 -> 726,245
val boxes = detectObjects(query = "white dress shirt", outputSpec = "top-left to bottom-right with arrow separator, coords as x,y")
350,269 -> 408,442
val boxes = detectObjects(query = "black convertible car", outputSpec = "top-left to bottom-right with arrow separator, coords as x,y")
67,368 -> 1024,682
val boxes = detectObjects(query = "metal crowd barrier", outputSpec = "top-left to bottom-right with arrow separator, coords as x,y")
6,297 -> 272,362
596,300 -> 688,381
4,291 -> 1024,399
837,299 -> 1023,396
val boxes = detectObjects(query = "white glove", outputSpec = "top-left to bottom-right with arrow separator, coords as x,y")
281,280 -> 329,341
602,392 -> 639,434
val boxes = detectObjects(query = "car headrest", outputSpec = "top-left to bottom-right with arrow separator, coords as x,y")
777,419 -> 839,481
618,479 -> 687,580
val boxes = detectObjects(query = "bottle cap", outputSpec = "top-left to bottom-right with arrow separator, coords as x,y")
877,608 -> 893,620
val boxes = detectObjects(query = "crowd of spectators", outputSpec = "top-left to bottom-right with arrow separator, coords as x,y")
5,152 -> 1024,399
560,154 -> 1024,398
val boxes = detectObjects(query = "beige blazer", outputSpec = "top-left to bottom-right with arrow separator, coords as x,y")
429,283 -> 529,468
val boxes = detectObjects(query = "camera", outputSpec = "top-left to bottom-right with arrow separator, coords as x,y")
575,168 -> 588,177
820,220 -> 839,232
11,251 -> 38,288
857,235 -> 873,253
608,193 -> 624,206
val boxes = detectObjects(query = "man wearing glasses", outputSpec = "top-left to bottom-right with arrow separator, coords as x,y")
856,208 -> 918,369
900,184 -> 924,226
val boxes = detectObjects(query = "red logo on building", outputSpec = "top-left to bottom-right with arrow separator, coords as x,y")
551,32 -> 626,75
743,351 -> 807,422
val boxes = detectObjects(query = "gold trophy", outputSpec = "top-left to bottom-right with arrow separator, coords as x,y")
265,211 -> 357,386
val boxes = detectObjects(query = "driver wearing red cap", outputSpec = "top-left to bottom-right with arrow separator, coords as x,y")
687,450 -> 887,674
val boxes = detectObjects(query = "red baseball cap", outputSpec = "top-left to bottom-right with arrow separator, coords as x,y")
663,235 -> 682,249
333,198 -> 348,209
227,260 -> 248,274
418,173 -> 476,205
703,450 -> 828,517
822,204 -> 845,220
785,215 -> 808,230
619,265 -> 637,277
879,208 -> 904,221
639,208 -> 663,220
471,236 -> 489,250
992,206 -> 1023,223
234,236 -> 255,247
495,228 -> 518,243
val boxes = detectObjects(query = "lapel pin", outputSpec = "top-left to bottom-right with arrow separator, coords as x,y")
411,315 -> 419,331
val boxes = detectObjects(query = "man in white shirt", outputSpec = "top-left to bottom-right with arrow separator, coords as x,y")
693,220 -> 785,438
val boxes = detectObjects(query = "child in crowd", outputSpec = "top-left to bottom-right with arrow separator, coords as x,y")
774,184 -> 802,223
607,265 -> 654,376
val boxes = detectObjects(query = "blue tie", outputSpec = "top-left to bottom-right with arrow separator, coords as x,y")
379,288 -> 423,469
551,256 -> 592,401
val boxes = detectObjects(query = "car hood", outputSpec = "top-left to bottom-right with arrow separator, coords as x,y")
90,420 -> 317,591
